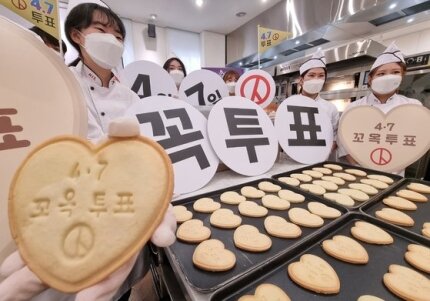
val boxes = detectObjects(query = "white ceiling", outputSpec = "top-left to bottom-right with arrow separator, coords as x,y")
103,0 -> 282,34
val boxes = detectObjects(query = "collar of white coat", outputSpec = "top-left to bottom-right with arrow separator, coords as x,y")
77,61 -> 119,88
369,92 -> 397,104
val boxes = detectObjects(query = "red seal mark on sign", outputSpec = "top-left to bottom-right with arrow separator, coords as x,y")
273,33 -> 279,40
240,75 -> 271,105
12,0 -> 27,10
370,148 -> 392,165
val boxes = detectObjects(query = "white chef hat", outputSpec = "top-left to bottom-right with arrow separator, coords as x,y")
299,49 -> 327,75
370,42 -> 405,72
66,0 -> 109,17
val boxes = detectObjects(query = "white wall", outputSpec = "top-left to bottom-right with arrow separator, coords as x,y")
165,28 -> 201,73
200,31 -> 225,67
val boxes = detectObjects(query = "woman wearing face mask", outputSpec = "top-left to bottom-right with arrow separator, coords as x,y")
299,50 -> 339,153
338,42 -> 422,165
223,70 -> 240,96
163,57 -> 187,89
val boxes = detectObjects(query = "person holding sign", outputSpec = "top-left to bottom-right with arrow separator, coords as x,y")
338,42 -> 422,165
223,70 -> 240,96
163,57 -> 187,89
28,26 -> 67,58
298,50 -> 339,153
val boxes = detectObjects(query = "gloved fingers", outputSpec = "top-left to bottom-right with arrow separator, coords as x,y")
107,117 -> 140,138
0,251 -> 25,278
0,266 -> 47,301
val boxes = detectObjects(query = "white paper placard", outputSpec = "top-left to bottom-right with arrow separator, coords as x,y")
235,69 -> 276,109
208,96 -> 278,176
178,69 -> 229,106
125,96 -> 219,194
275,95 -> 333,164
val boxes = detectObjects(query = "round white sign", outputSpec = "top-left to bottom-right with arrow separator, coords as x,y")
178,69 -> 229,106
120,60 -> 178,99
275,95 -> 333,164
125,96 -> 219,194
208,96 -> 278,176
235,69 -> 276,109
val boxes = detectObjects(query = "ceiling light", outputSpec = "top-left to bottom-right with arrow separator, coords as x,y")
195,0 -> 203,7
407,17 -> 414,23
317,47 -> 322,50
389,3 -> 397,10
295,40 -> 300,45
150,14 -> 157,20
239,62 -> 243,66
274,55 -> 278,59
236,11 -> 247,17
261,0 -> 268,3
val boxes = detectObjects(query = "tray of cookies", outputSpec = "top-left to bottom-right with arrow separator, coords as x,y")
167,178 -> 348,292
361,179 -> 430,240
213,213 -> 430,301
272,161 -> 403,210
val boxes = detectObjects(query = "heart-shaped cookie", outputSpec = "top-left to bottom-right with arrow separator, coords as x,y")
261,195 -> 290,210
288,208 -> 324,228
238,283 -> 291,301
383,264 -> 430,301
383,196 -> 417,211
9,136 -> 173,292
234,225 -> 272,252
193,197 -> 221,213
322,235 -> 369,264
220,191 -> 246,204
192,239 -> 236,272
375,208 -> 414,227
405,244 -> 430,274
350,221 -> 393,245
278,189 -> 305,203
339,105 -> 430,172
210,208 -> 242,229
288,254 -> 340,294
264,215 -> 301,239
173,205 -> 193,223
307,202 -> 341,219
258,181 -> 281,192
238,201 -> 268,217
241,186 -> 265,198
176,219 -> 211,243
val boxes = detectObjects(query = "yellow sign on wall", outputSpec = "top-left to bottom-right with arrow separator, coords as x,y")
258,25 -> 291,53
0,0 -> 60,39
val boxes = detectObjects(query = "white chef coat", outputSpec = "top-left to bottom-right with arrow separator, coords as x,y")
314,95 -> 339,138
69,61 -> 140,142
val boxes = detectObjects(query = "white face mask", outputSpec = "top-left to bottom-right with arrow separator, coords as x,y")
302,79 -> 325,94
371,74 -> 402,95
82,32 -> 124,70
226,82 -> 236,93
170,69 -> 184,86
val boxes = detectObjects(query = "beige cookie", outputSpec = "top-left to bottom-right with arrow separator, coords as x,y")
278,189 -> 305,203
407,182 -> 430,194
258,181 -> 281,192
396,189 -> 428,202
307,202 -> 341,219
288,208 -> 324,228
290,173 -> 312,182
288,254 -> 340,294
321,176 -> 345,185
360,178 -> 388,189
234,225 -> 272,252
302,169 -> 323,178
345,168 -> 367,177
348,183 -> 378,195
220,191 -> 246,205
262,195 -> 290,210
300,183 -> 326,195
238,283 -> 291,301
278,177 -> 300,187
313,180 -> 338,191
192,239 -> 236,272
333,172 -> 356,181
382,196 -> 417,211
264,215 -> 301,239
193,197 -> 221,213
173,205 -> 193,223
405,244 -> 430,274
357,296 -> 385,301
323,163 -> 343,171
322,235 -> 369,264
423,223 -> 430,238
383,264 -> 430,301
241,186 -> 265,199
176,219 -> 211,243
351,221 -> 393,245
312,167 -> 333,175
210,208 -> 242,229
367,174 -> 394,184
324,193 -> 355,206
338,188 -> 369,202
238,201 -> 268,217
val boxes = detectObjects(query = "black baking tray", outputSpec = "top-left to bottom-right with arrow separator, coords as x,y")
168,178 -> 348,292
272,161 -> 403,210
361,178 -> 430,240
213,213 -> 430,301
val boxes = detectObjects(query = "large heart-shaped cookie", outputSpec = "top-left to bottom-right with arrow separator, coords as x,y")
339,105 -> 430,172
176,219 -> 211,243
322,235 -> 369,264
9,136 -> 173,292
238,283 -> 291,301
234,225 -> 272,252
288,254 -> 340,294
210,208 -> 242,229
192,239 -> 236,272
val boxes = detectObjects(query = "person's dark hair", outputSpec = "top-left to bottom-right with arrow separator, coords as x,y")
223,70 -> 240,82
29,26 -> 67,53
163,57 -> 187,76
65,3 -> 125,66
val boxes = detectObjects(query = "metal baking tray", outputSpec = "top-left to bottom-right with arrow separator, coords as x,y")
361,178 -> 430,240
214,213 -> 430,301
272,161 -> 403,210
167,178 -> 348,292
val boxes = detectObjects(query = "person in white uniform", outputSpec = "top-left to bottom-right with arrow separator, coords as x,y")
338,42 -> 422,165
0,3 -> 176,301
299,50 -> 340,154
